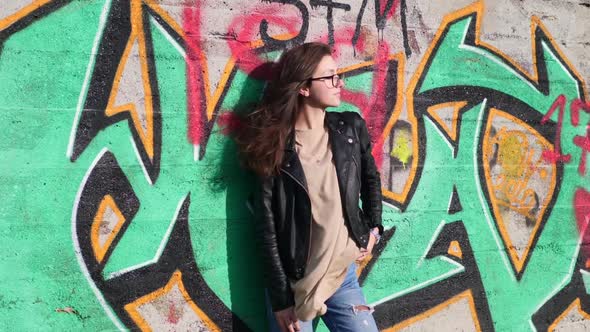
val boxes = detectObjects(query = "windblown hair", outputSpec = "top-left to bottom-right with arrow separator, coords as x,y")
233,42 -> 332,177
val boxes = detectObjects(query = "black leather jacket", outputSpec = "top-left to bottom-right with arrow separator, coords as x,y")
254,111 -> 383,311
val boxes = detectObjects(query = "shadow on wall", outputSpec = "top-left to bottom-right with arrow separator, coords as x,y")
209,62 -> 273,331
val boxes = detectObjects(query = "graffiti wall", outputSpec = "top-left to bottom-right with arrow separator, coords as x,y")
1,0 -> 589,330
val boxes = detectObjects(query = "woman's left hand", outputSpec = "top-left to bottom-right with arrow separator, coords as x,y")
356,227 -> 379,263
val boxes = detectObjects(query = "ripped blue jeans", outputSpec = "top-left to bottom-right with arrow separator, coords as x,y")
266,262 -> 379,332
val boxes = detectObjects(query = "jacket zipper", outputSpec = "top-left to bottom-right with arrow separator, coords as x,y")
280,169 -> 313,267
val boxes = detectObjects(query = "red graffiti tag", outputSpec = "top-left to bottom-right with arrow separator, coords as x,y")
183,3 -> 206,145
542,95 -> 590,256
227,5 -> 304,79
571,98 -> 590,126
340,43 -> 391,168
379,0 -> 400,21
541,94 -> 590,174
185,2 -> 304,145
573,125 -> 590,176
571,99 -> 590,175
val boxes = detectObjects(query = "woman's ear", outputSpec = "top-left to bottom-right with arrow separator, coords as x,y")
299,86 -> 310,97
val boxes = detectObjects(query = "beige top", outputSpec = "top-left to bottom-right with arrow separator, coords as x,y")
290,113 -> 360,321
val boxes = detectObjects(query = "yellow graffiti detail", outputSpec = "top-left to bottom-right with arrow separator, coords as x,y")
390,127 -> 412,167
491,126 -> 542,219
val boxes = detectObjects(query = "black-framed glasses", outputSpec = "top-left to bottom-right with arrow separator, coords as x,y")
308,73 -> 344,88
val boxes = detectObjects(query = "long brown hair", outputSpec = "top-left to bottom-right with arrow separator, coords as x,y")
233,42 -> 332,177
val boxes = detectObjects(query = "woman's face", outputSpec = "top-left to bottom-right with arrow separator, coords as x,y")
303,55 -> 344,108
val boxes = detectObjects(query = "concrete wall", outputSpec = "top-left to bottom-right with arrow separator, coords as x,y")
1,0 -> 589,330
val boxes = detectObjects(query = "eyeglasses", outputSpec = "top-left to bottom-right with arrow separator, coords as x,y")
307,73 -> 345,88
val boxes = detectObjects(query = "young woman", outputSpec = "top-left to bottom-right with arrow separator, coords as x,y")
235,42 -> 383,332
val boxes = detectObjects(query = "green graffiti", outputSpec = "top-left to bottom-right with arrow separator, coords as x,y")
363,12 -> 588,331
1,1 -> 589,331
0,0 -> 116,329
0,1 -> 388,330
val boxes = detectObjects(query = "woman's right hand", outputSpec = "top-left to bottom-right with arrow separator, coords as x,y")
274,306 -> 301,332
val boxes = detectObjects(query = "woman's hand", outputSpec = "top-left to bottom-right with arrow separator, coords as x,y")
356,227 -> 379,263
274,306 -> 300,332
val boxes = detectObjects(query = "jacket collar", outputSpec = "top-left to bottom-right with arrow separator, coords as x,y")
283,111 -> 347,154
281,113 -> 334,190
281,129 -> 307,190
280,112 -> 353,196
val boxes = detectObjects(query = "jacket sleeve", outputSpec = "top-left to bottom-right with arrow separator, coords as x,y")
355,113 -> 384,235
254,175 -> 295,311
